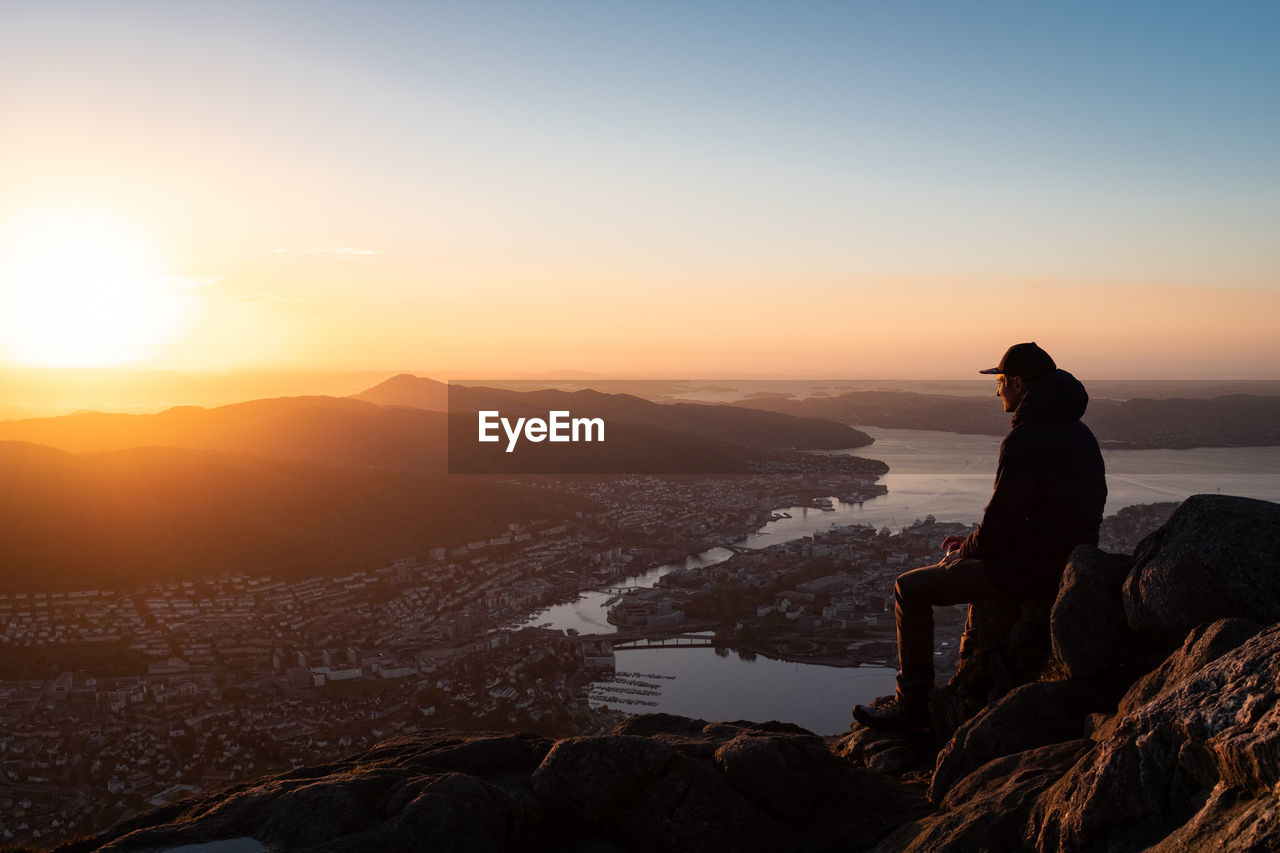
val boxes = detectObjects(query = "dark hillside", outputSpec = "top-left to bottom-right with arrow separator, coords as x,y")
0,396 -> 451,470
0,441 -> 583,591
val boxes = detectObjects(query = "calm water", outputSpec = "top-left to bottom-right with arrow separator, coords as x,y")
526,427 -> 1280,733
838,426 -> 1280,526
596,648 -> 897,736
523,547 -> 736,635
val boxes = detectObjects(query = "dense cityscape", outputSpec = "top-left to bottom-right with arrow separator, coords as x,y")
1,452 -> 915,847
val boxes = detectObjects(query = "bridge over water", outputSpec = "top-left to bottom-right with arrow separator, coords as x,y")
589,586 -> 651,596
577,629 -> 721,650
610,633 -> 718,650
718,543 -> 759,555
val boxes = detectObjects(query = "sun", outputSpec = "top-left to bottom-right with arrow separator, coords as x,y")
0,206 -> 190,367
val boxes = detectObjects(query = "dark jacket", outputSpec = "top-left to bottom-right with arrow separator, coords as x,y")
956,369 -> 1107,600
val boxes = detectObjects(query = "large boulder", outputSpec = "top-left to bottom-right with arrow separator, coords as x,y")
714,730 -> 853,822
1123,494 -> 1280,648
531,734 -> 675,817
1050,545 -> 1137,679
929,679 -> 1108,805
614,712 -> 723,758
91,734 -> 546,853
1092,617 -> 1263,740
613,711 -> 710,737
880,739 -> 1095,853
1031,621 -> 1280,851
336,772 -> 523,853
618,752 -> 788,853
704,726 -> 930,850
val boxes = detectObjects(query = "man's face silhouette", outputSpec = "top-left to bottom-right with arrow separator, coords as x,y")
996,374 -> 1026,413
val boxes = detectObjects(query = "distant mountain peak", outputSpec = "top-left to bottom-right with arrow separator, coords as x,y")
351,374 -> 448,411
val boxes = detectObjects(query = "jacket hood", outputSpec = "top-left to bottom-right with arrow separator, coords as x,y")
1012,368 -> 1089,426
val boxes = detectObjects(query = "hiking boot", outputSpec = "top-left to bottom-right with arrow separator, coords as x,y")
852,696 -> 932,733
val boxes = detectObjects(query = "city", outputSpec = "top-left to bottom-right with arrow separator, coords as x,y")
1,452 -> 913,847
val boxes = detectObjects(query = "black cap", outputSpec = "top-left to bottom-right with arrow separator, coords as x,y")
978,342 -> 1056,382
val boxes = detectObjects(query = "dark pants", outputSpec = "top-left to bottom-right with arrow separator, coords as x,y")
894,557 -> 1002,705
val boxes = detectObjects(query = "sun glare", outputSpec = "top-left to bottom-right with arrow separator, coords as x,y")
0,206 -> 190,367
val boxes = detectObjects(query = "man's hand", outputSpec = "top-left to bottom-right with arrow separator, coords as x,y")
940,535 -> 965,567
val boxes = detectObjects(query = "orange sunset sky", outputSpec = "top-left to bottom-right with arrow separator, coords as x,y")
2,2 -> 1278,415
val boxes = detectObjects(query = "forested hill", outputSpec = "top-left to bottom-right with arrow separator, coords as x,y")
0,441 -> 584,592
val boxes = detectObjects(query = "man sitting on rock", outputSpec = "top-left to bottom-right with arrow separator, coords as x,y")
854,342 -> 1107,732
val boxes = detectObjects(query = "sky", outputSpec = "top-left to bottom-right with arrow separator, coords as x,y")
1,0 -> 1278,398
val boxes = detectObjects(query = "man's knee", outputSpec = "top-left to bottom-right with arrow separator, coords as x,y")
894,566 -> 929,605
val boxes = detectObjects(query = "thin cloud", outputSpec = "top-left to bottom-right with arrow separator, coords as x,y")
179,277 -> 304,307
224,292 -> 306,306
301,247 -> 381,258
162,275 -> 225,288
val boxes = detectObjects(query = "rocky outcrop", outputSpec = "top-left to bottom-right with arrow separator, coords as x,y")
886,739 -> 1096,853
1091,617 -> 1263,741
65,494 -> 1280,852
884,495 -> 1280,852
532,734 -> 676,817
64,719 -> 929,853
931,597 -> 1053,739
1123,494 -> 1280,648
928,680 -> 1109,805
1050,546 -> 1137,680
1032,621 -> 1280,851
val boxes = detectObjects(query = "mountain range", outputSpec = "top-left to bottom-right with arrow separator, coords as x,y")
0,376 -> 877,588
0,376 -> 873,469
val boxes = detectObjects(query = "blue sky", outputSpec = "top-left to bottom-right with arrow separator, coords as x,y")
2,1 -> 1278,377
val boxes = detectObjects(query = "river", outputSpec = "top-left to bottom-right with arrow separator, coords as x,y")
523,427 -> 1280,734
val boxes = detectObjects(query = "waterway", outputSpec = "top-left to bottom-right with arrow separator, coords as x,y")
591,649 -> 898,736
811,426 -> 1280,529
523,547 -> 737,636
522,427 -> 1280,734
